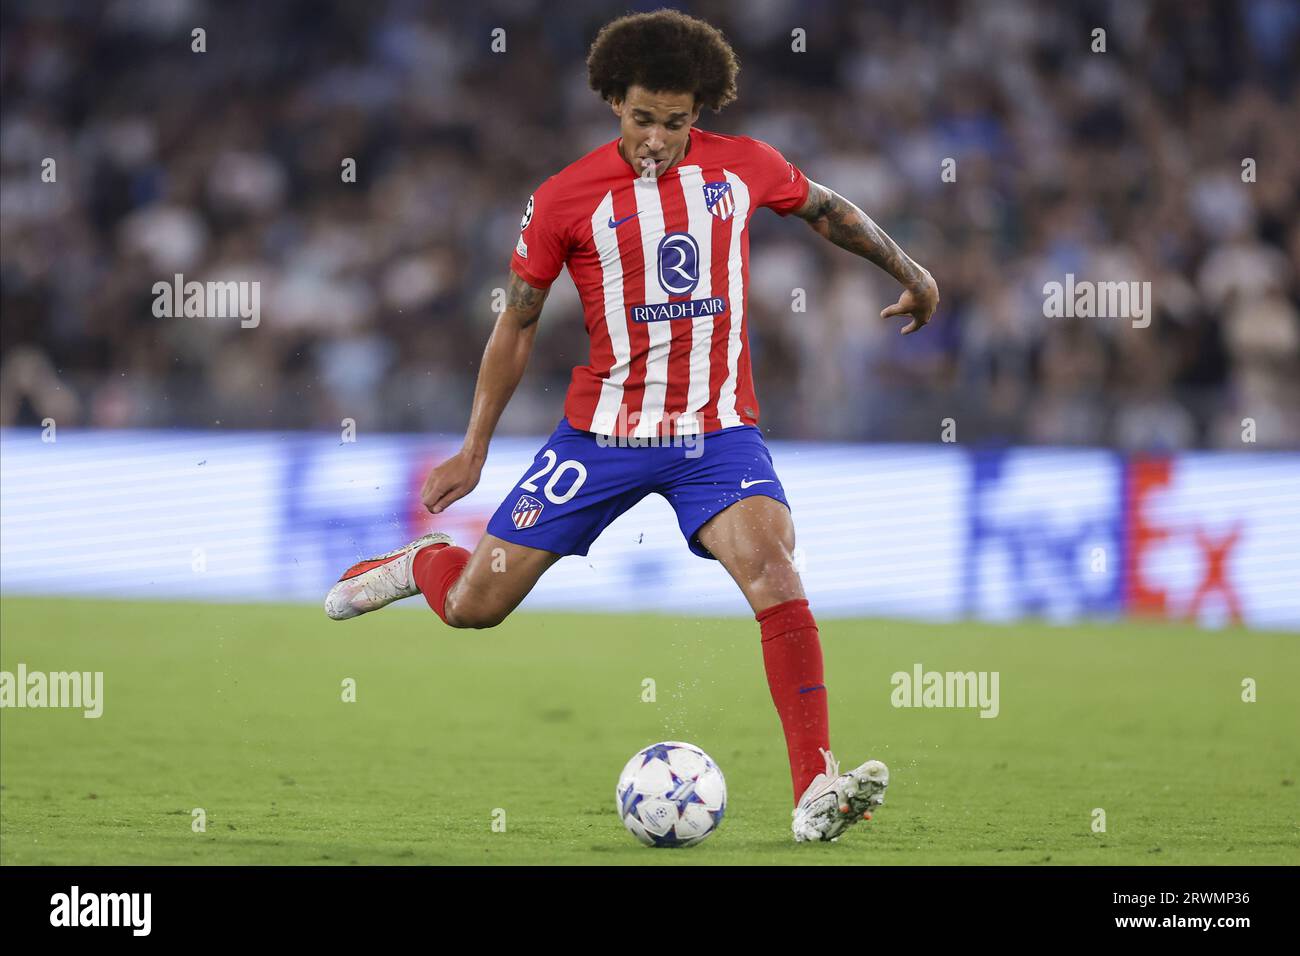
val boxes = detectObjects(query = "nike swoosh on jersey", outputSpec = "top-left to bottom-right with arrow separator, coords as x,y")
607,212 -> 641,229
740,479 -> 775,488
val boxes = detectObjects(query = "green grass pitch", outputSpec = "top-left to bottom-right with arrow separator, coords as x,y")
1,596 -> 1296,865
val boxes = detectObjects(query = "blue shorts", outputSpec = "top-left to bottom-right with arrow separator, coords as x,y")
486,419 -> 789,559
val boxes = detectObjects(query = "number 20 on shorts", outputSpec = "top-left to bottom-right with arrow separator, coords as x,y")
521,450 -> 588,504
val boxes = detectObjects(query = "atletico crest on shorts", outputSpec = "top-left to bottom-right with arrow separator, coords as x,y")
703,181 -> 735,221
511,494 -> 544,529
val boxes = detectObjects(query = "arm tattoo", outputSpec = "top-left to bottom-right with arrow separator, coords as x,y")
505,272 -> 549,328
795,180 -> 926,288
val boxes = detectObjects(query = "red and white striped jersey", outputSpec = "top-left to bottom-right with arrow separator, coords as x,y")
510,127 -> 809,437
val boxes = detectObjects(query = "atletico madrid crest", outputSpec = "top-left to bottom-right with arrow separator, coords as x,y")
511,494 -> 544,529
703,181 -> 734,221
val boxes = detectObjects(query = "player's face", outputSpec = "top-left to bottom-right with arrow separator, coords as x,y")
611,85 -> 701,178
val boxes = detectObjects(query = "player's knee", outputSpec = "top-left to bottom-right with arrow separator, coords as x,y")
757,540 -> 797,576
751,549 -> 803,602
443,592 -> 509,630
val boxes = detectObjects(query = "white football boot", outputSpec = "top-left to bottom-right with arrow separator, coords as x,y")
324,532 -> 453,620
791,748 -> 889,843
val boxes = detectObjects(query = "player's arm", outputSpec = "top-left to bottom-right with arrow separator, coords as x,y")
419,272 -> 549,514
794,180 -> 939,335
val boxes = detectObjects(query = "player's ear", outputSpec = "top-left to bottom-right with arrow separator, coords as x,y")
609,96 -> 623,118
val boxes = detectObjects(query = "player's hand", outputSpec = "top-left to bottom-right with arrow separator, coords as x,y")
881,272 -> 939,335
420,449 -> 484,514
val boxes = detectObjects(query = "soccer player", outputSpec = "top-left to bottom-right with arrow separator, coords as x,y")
325,10 -> 939,843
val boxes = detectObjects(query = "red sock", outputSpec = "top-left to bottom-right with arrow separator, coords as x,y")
757,598 -> 830,805
412,544 -> 470,624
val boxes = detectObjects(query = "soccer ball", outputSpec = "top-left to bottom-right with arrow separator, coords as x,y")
616,741 -> 727,847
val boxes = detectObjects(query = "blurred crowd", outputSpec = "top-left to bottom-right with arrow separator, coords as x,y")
2,0 -> 1298,448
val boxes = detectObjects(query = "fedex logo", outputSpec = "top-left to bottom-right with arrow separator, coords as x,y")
962,450 -> 1274,627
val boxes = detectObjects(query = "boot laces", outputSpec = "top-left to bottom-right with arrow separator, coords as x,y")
819,747 -> 840,781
